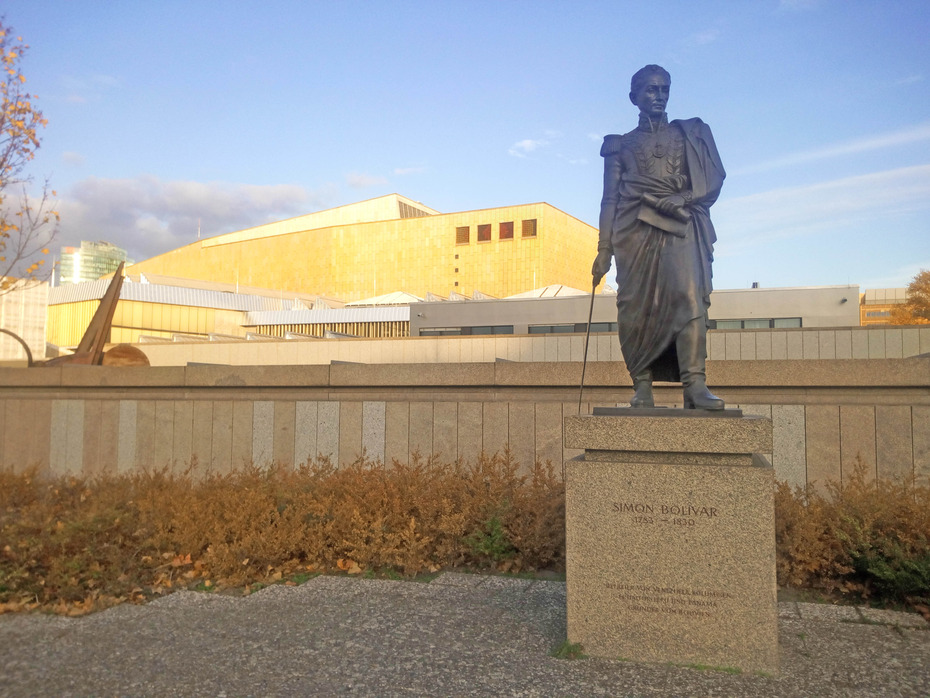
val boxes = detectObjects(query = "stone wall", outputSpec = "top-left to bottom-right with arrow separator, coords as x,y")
133,325 -> 930,367
1,358 -> 927,489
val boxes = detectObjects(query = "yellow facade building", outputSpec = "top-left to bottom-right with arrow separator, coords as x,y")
125,194 -> 599,301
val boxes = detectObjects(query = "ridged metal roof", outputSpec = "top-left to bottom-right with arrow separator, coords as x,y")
48,279 -> 298,312
245,306 -> 410,326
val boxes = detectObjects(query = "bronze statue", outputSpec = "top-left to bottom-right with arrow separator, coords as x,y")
592,65 -> 725,410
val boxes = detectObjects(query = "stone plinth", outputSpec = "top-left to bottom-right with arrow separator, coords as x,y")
564,413 -> 778,674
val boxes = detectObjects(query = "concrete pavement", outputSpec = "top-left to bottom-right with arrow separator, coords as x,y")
1,572 -> 927,697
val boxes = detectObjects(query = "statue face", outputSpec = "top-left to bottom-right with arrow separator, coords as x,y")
630,73 -> 670,118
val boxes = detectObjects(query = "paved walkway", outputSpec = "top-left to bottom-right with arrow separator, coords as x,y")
1,573 -> 927,697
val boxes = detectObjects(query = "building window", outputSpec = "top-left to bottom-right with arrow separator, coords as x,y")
529,322 -> 618,335
420,327 -> 463,336
522,219 -> 537,237
477,224 -> 491,242
500,221 -> 514,240
466,325 -> 514,335
456,226 -> 470,244
454,267 -> 459,273
866,310 -> 891,318
772,317 -> 802,328
711,317 -> 803,330
421,325 -> 513,336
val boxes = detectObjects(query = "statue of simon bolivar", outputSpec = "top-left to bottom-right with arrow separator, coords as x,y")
591,64 -> 726,410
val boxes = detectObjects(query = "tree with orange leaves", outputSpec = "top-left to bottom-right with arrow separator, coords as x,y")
890,269 -> 930,325
0,19 -> 57,294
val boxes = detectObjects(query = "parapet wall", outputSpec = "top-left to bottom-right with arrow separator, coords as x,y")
1,358 -> 927,489
134,325 -> 930,367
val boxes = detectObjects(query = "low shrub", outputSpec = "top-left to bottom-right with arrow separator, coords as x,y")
775,456 -> 930,606
0,451 -> 564,614
3,451 -> 927,615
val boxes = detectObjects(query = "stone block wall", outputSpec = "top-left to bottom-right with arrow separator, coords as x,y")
134,326 -> 930,367
1,358 -> 927,489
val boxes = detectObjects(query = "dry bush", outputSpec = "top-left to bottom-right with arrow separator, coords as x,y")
0,451 -> 565,614
775,456 -> 930,604
7,449 -> 926,616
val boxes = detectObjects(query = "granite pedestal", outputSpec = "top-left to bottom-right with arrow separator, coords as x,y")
563,411 -> 778,674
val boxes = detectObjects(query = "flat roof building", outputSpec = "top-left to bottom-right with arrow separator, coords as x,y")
125,194 -> 599,301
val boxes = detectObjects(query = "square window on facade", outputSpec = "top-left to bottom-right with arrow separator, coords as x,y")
500,221 -> 514,239
773,317 -> 802,328
456,226 -> 470,244
714,320 -> 742,330
477,224 -> 491,242
522,219 -> 537,237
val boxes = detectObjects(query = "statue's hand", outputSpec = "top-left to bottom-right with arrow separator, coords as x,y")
656,194 -> 686,215
591,250 -> 612,286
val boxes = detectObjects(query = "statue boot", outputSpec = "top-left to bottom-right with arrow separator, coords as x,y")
677,318 -> 724,411
629,370 -> 655,408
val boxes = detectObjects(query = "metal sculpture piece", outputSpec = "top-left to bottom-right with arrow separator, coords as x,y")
592,65 -> 725,410
42,261 -> 128,366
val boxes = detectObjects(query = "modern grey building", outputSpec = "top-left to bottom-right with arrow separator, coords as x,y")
409,284 -> 862,337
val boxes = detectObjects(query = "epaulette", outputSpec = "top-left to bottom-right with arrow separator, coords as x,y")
600,134 -> 624,157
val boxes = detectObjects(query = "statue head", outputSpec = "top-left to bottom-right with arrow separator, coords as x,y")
629,65 -> 671,118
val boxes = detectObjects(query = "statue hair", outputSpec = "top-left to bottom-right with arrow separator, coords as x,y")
630,65 -> 671,95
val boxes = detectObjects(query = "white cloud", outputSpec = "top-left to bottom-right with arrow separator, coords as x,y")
508,137 -> 548,158
895,74 -> 924,86
688,29 -> 720,46
61,151 -> 85,167
714,165 -> 930,256
732,122 -> 930,175
56,176 -> 333,263
346,171 -> 389,189
59,73 -> 121,104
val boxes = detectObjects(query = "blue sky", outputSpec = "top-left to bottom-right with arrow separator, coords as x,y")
6,0 -> 930,291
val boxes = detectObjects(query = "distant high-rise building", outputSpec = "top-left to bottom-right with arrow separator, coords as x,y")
58,241 -> 130,285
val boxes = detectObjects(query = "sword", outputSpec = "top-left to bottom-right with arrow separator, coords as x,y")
577,278 -> 598,414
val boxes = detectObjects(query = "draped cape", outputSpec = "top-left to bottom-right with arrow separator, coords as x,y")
600,118 -> 725,381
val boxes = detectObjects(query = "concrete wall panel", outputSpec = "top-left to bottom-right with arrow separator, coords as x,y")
294,401 -> 318,465
251,401 -> 274,466
432,401 -> 456,462
317,401 -> 339,461
772,404 -> 806,488
840,405 -> 877,481
273,401 -> 296,466
211,401 -> 234,473
362,400 -> 387,463
457,401 -> 482,464
408,401 -> 433,459
384,401 -> 409,465
876,406 -> 913,479
135,401 -> 156,471
171,401 -> 193,470
806,405 -> 841,491
508,401 -> 535,472
191,401 -> 214,472
914,405 -> 930,486
339,401 -> 363,465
